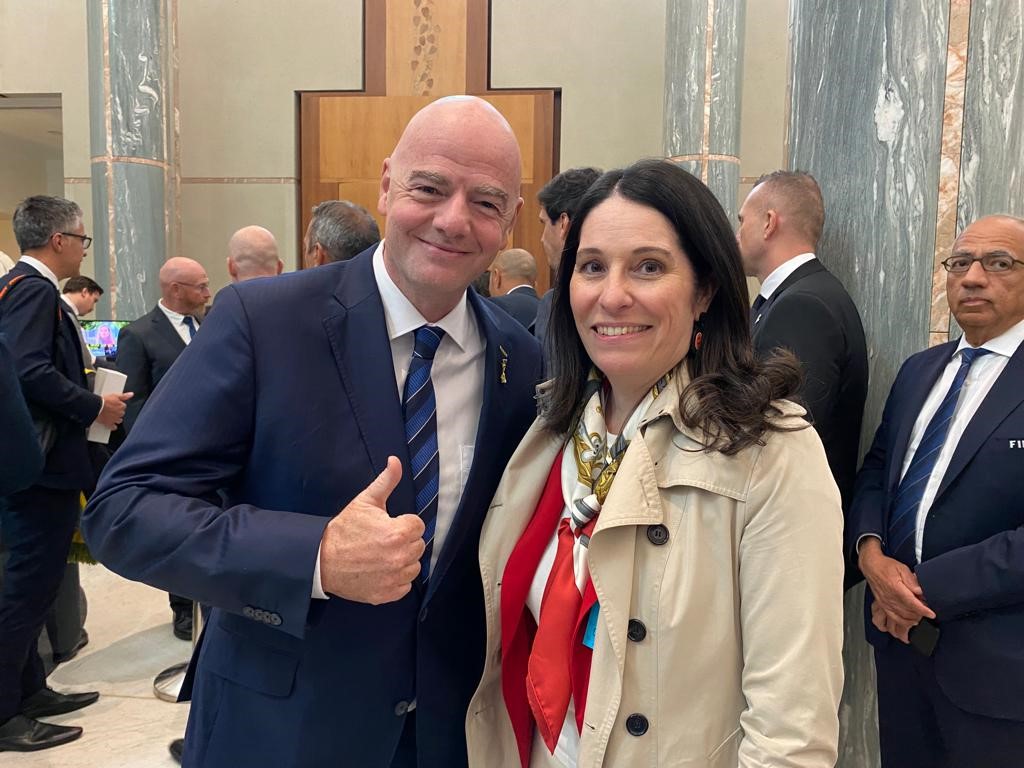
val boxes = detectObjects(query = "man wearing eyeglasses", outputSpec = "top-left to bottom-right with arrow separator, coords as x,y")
115,256 -> 209,642
0,196 -> 130,752
850,215 -> 1024,766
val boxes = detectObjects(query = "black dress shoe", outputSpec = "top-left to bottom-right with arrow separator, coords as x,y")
169,737 -> 184,763
52,629 -> 90,665
20,687 -> 99,719
0,714 -> 83,752
173,608 -> 193,641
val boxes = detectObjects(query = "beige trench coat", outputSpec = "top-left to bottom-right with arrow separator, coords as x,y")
466,378 -> 844,768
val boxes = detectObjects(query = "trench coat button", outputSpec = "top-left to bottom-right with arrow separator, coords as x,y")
627,619 -> 647,642
646,524 -> 669,545
625,713 -> 649,736
394,700 -> 410,716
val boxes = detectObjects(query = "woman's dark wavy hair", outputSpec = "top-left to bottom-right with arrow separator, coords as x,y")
543,158 -> 803,455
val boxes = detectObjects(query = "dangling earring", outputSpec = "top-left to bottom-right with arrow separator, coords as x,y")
688,314 -> 706,358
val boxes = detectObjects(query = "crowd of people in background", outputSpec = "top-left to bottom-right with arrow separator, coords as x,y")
2,93 -> 1023,768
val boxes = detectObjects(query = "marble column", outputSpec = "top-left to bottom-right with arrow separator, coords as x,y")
789,3 -> 950,768
87,0 -> 176,320
663,0 -> 745,220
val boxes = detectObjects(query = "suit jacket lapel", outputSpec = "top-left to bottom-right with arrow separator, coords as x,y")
322,253 -> 416,518
425,291 -> 514,599
752,259 -> 824,341
886,343 -> 955,494
937,340 -> 1024,499
151,307 -> 187,353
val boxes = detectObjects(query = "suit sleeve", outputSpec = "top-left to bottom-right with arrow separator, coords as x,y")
0,335 -> 44,495
115,325 -> 150,433
0,276 -> 101,425
83,286 -> 328,639
737,424 -> 844,768
754,291 -> 843,430
915,528 -> 1024,619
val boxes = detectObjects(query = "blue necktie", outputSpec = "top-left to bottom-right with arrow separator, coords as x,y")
887,347 -> 991,565
403,326 -> 445,580
182,315 -> 197,340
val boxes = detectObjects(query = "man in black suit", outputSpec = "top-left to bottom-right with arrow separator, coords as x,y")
116,255 -> 209,639
738,170 -> 868,514
533,167 -> 602,353
487,248 -> 539,329
0,196 -> 129,752
849,215 -> 1024,765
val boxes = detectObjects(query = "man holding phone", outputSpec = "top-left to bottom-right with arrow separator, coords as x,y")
849,215 -> 1024,766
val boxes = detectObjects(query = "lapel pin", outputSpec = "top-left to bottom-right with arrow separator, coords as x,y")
499,345 -> 508,385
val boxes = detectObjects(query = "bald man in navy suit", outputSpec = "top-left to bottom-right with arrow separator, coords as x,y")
85,97 -> 541,768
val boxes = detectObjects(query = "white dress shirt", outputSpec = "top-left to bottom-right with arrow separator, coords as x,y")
755,252 -> 817,302
899,317 -> 1024,562
61,294 -> 96,366
158,300 -> 198,345
314,242 -> 485,597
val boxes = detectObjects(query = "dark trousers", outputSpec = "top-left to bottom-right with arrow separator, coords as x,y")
0,486 -> 79,722
875,640 -> 1024,767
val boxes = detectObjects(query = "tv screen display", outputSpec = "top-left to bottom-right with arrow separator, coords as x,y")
80,320 -> 131,360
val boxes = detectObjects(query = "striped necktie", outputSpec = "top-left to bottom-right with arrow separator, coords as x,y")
182,315 -> 197,341
403,325 -> 446,580
887,347 -> 990,565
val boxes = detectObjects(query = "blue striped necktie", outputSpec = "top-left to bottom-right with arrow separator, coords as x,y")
887,347 -> 990,565
403,325 -> 446,580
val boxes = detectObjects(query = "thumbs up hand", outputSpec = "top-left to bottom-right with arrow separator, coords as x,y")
318,456 -> 426,604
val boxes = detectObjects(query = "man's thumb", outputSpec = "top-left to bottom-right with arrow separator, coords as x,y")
361,456 -> 402,507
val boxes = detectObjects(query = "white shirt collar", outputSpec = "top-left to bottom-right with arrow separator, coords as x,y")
506,284 -> 534,295
18,255 -> 60,289
60,294 -> 81,317
953,315 -> 1024,359
158,299 -> 187,324
372,242 -> 476,352
758,252 -> 817,301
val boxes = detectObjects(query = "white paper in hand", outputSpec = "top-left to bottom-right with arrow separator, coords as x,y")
88,367 -> 128,444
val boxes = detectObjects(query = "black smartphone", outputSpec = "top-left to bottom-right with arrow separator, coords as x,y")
908,618 -> 940,657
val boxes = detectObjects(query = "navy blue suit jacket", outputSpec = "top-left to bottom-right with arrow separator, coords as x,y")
84,250 -> 542,767
489,285 -> 539,330
0,333 -> 44,495
0,262 -> 100,491
849,338 -> 1024,721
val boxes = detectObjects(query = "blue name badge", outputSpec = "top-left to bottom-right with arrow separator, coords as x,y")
582,605 -> 600,649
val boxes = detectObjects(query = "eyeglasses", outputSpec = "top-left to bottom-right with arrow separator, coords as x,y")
58,232 -> 93,249
941,254 -> 1024,273
173,281 -> 211,293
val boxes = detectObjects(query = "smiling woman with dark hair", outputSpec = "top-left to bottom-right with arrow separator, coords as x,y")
467,159 -> 845,768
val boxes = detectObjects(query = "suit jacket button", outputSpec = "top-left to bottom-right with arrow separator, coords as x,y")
394,701 -> 410,716
269,613 -> 282,626
625,713 -> 649,736
242,606 -> 254,618
646,524 -> 669,545
627,619 -> 647,642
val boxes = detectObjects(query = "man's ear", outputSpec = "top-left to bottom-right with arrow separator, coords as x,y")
378,158 -> 392,215
763,209 -> 780,240
313,244 -> 328,268
557,212 -> 571,241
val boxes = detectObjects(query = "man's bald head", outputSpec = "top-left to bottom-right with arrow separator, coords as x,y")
227,225 -> 283,282
377,95 -> 525,322
488,248 -> 537,297
159,257 -> 210,315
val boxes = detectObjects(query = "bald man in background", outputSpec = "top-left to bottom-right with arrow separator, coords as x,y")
227,226 -> 283,281
487,248 -> 539,329
115,256 -> 210,640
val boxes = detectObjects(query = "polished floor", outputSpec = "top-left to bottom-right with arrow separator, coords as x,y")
8,566 -> 191,767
